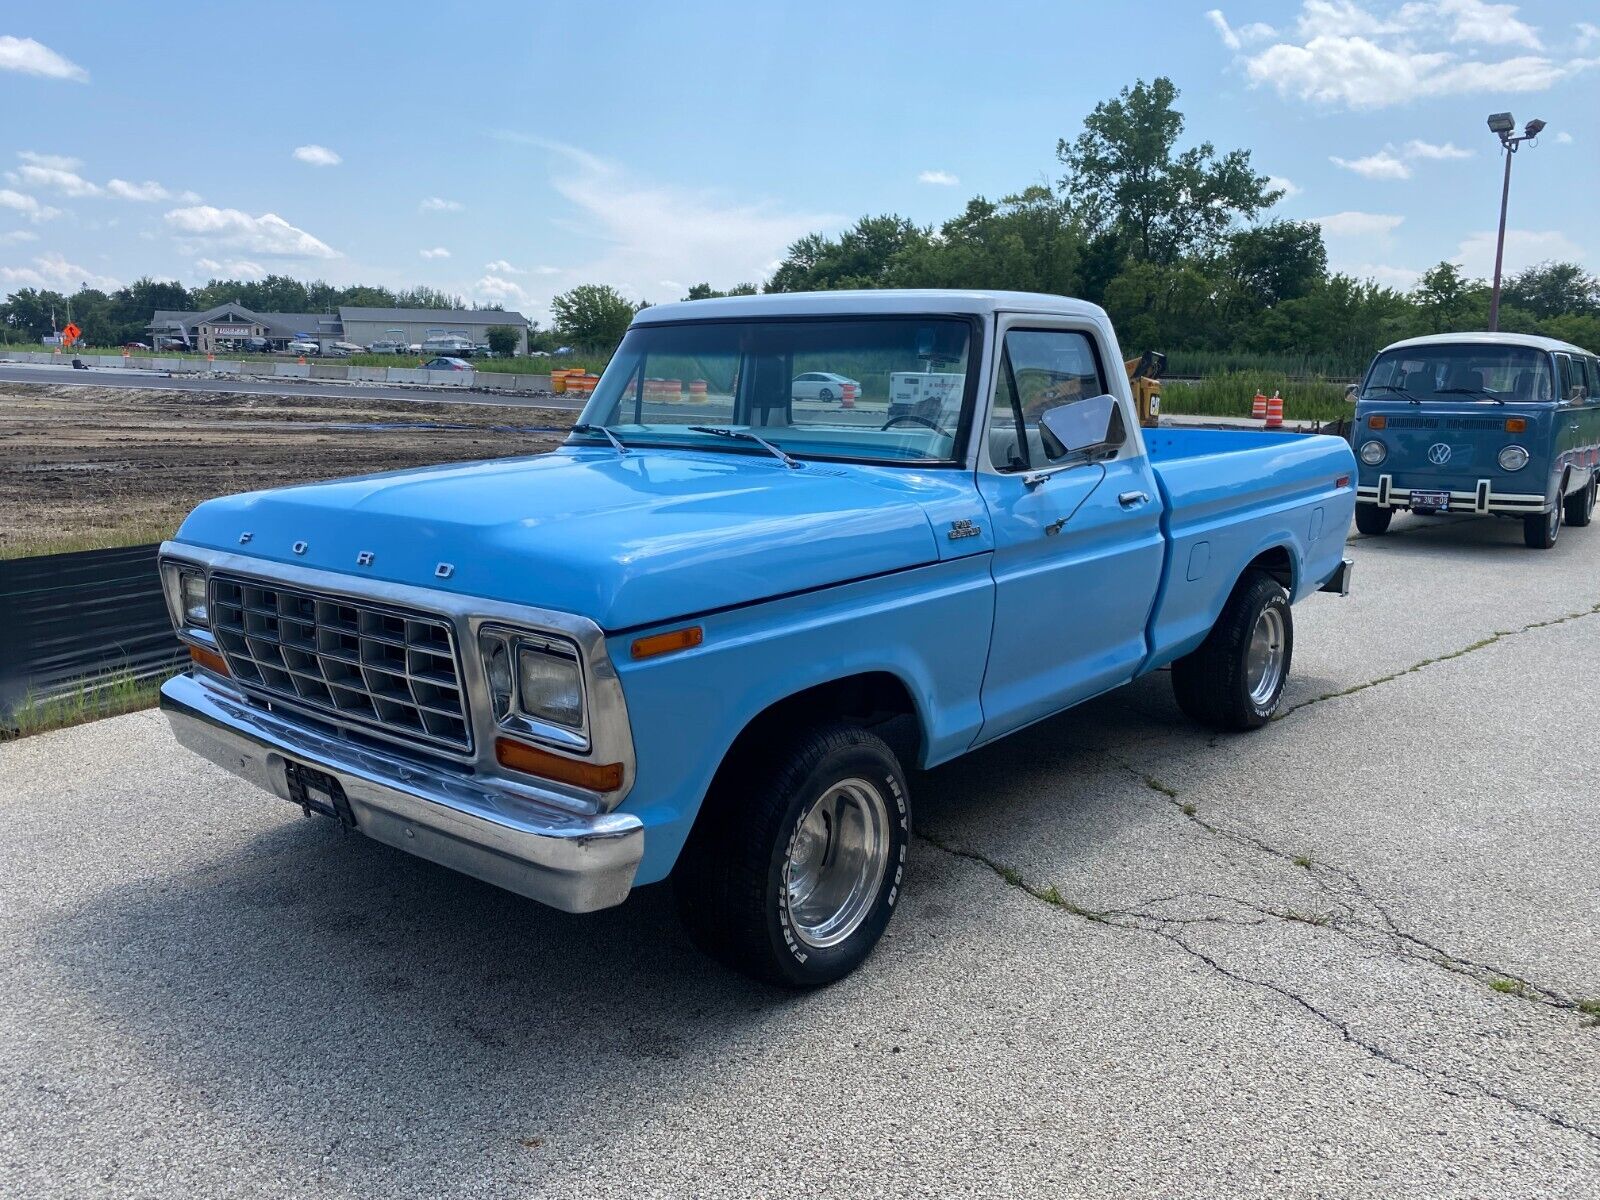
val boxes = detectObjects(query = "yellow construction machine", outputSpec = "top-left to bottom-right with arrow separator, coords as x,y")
1126,350 -> 1165,428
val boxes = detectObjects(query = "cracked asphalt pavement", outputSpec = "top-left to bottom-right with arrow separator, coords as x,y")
3,509 -> 1598,1198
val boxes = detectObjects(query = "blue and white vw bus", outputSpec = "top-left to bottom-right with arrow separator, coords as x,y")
1351,333 -> 1600,548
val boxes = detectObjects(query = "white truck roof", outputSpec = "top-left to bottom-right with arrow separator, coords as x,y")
1379,330 -> 1594,356
630,289 -> 1108,325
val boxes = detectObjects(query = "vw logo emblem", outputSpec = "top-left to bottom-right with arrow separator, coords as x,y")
1427,442 -> 1452,465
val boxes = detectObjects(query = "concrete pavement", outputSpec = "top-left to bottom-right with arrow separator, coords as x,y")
1,508 -> 1597,1198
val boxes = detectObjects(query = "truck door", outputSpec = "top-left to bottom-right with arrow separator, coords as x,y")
974,321 -> 1165,742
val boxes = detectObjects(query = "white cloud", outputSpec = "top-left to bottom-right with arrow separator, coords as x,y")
484,259 -> 524,274
421,196 -> 463,212
1215,1 -> 1595,109
1579,22 -> 1600,50
1351,262 -> 1422,289
106,178 -> 173,201
293,144 -> 341,167
1206,10 -> 1275,49
192,257 -> 266,279
0,189 -> 61,222
1454,228 -> 1586,278
475,274 -> 530,304
0,252 -> 118,292
14,161 -> 102,196
1404,139 -> 1472,159
1330,150 -> 1410,179
1266,175 -> 1302,199
0,229 -> 39,245
492,134 -> 840,317
419,246 -> 451,259
917,170 -> 960,186
18,151 -> 81,170
1314,211 -> 1405,237
1554,131 -> 1573,144
0,36 -> 87,82
164,205 -> 338,259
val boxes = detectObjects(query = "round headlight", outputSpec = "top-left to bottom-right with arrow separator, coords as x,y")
1359,439 -> 1387,466
1498,445 -> 1529,471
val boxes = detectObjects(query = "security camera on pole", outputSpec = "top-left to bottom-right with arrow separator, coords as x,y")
1484,112 -> 1547,332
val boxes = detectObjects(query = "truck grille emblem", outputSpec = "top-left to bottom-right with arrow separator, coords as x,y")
1428,443 -> 1452,465
435,562 -> 455,579
238,532 -> 253,544
356,551 -> 375,566
292,541 -> 308,555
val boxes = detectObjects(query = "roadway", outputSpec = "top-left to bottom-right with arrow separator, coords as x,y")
2,512 -> 1597,1196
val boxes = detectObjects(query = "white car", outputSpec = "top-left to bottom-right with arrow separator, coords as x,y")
791,371 -> 860,402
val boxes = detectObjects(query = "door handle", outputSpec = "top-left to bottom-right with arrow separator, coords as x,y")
1118,490 -> 1151,508
1024,471 -> 1052,489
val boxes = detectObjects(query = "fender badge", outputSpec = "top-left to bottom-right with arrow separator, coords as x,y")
292,541 -> 308,555
435,562 -> 455,579
356,551 -> 375,566
948,519 -> 980,541
238,532 -> 253,544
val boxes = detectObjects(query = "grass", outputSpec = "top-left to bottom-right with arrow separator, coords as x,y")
1164,349 -> 1369,380
0,517 -> 178,561
1293,854 -> 1314,869
2,667 -> 169,739
1488,977 -> 1526,997
1159,372 -> 1352,424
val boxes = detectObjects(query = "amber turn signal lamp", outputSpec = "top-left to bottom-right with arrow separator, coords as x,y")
189,644 -> 229,676
631,625 -> 703,660
1505,417 -> 1527,433
1368,414 -> 1387,430
496,737 -> 624,792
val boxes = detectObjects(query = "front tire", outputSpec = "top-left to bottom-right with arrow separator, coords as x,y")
1523,504 -> 1560,549
1172,572 -> 1293,731
675,722 -> 909,988
1564,477 -> 1596,528
1355,503 -> 1392,535
817,387 -> 835,403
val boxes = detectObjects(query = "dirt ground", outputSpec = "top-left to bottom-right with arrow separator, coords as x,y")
0,383 -> 575,556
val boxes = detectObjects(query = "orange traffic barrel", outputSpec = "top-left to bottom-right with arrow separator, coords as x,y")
1252,391 -> 1268,420
689,379 -> 708,402
1265,392 -> 1284,429
841,382 -> 857,409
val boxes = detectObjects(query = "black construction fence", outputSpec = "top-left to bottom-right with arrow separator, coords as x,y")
0,543 -> 185,729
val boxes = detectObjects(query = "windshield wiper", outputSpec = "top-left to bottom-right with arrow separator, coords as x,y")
571,423 -> 628,455
1434,387 -> 1505,405
1366,384 -> 1422,404
688,426 -> 803,470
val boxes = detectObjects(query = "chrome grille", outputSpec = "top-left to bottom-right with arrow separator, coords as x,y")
209,574 -> 471,754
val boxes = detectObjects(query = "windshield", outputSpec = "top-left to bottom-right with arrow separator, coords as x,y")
569,316 -> 975,465
1362,343 -> 1554,403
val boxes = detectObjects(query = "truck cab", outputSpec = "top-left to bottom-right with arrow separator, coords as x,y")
157,290 -> 1354,987
1351,332 -> 1600,548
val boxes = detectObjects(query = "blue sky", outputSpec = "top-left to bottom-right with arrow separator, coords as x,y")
1,0 -> 1595,322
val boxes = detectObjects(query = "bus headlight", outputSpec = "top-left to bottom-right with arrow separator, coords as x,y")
1498,445 -> 1529,471
1359,439 -> 1387,466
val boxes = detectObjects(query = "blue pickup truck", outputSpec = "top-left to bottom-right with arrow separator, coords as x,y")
158,291 -> 1355,986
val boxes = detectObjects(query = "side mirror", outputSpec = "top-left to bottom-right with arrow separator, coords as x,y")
1038,393 -> 1122,460
1344,384 -> 1360,405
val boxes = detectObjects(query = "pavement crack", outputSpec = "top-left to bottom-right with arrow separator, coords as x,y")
918,830 -> 1600,1149
1277,602 -> 1600,719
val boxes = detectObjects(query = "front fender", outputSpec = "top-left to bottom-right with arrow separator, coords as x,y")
608,555 -> 994,885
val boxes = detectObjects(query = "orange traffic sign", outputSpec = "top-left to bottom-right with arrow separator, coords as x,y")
62,322 -> 81,345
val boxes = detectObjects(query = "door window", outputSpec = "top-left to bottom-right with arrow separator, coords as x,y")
988,328 -> 1118,470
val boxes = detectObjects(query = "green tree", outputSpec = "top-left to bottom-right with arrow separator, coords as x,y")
1057,77 -> 1280,265
1411,261 -> 1482,333
1224,220 -> 1327,309
1502,261 -> 1599,319
889,187 -> 1083,295
686,282 -> 758,299
550,284 -> 640,344
485,324 -> 522,356
766,215 -> 930,292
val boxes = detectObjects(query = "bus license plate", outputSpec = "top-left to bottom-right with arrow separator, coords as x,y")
1409,490 -> 1450,510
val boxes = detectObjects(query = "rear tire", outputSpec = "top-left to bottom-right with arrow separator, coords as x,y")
674,722 -> 909,988
1354,504 -> 1392,535
1172,572 -> 1293,731
1523,504 -> 1560,549
1564,477 -> 1596,528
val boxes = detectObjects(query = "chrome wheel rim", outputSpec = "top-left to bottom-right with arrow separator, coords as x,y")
784,777 -> 891,949
1246,606 -> 1287,707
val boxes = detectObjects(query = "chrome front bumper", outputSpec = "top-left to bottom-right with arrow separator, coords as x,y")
1358,476 -> 1546,515
161,672 -> 644,912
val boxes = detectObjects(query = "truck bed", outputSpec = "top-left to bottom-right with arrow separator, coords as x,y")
1141,427 -> 1355,671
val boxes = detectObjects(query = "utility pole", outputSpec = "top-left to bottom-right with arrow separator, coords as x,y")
1484,112 -> 1546,332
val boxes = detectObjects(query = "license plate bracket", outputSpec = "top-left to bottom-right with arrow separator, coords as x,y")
1408,489 -> 1451,510
285,760 -> 356,827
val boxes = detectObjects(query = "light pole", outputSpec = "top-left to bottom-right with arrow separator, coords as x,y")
1485,112 -> 1546,332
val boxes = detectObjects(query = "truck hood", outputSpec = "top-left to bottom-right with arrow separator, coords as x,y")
173,448 -> 958,630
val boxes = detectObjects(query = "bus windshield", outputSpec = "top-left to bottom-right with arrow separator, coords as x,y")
1362,343 -> 1554,404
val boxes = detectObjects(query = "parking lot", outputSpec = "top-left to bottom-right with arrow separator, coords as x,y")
2,510 -> 1597,1197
